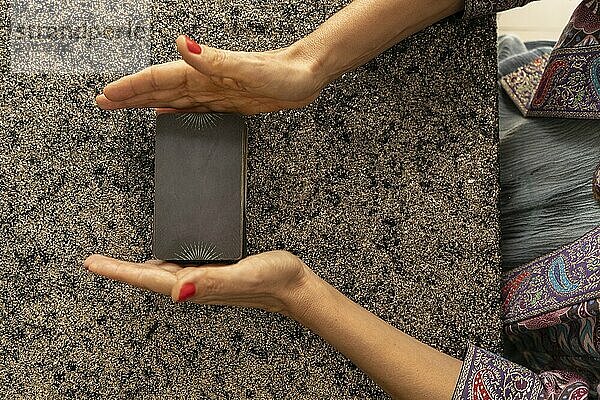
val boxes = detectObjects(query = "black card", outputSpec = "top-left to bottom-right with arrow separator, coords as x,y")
153,113 -> 247,263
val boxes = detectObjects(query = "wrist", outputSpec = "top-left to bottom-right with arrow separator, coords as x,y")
278,261 -> 328,321
283,39 -> 333,93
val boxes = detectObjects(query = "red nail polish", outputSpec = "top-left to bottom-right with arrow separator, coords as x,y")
185,36 -> 202,55
178,282 -> 196,301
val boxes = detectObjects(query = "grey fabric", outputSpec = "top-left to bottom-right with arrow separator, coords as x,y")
498,36 -> 600,269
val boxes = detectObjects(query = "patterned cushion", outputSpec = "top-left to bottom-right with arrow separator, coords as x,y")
500,0 -> 600,119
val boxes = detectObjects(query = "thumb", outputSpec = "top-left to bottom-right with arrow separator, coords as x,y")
176,34 -> 247,79
171,264 -> 242,303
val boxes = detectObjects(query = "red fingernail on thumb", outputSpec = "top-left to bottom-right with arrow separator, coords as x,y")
185,36 -> 202,55
178,282 -> 196,301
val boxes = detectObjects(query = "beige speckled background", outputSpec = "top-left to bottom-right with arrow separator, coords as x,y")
0,1 -> 501,398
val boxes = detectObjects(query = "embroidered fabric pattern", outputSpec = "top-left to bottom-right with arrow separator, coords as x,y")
556,1 -> 600,48
452,345 -> 592,400
452,344 -> 544,399
505,299 -> 599,390
502,226 -> 600,325
500,54 -> 549,116
528,48 -> 600,118
501,0 -> 600,119
463,0 -> 538,18
538,371 -> 591,400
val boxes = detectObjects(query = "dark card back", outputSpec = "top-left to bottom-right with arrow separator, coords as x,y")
153,113 -> 247,263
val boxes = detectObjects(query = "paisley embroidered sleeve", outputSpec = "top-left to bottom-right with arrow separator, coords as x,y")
452,344 -> 593,399
501,227 -> 599,396
463,0 -> 540,18
452,344 -> 545,399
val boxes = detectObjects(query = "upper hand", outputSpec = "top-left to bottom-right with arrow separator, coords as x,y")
84,250 -> 312,316
95,35 -> 324,115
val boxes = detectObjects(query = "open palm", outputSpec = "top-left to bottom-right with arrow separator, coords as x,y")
95,35 -> 323,115
84,250 -> 310,315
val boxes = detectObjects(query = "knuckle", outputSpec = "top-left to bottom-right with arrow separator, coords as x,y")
221,77 -> 243,91
182,93 -> 197,107
148,65 -> 160,91
213,49 -> 227,66
133,269 -> 148,290
198,275 -> 221,295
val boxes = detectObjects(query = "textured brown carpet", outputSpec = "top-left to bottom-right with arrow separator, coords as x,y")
0,1 -> 501,398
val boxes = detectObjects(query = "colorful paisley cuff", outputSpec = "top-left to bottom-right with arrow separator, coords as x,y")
463,0 -> 540,18
501,226 -> 600,325
500,1 -> 600,119
452,344 -> 544,399
452,344 -> 592,399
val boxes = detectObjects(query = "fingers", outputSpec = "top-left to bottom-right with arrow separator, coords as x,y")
96,60 -> 201,110
84,254 -> 178,296
144,260 -> 183,274
102,61 -> 186,102
176,35 -> 253,80
154,108 -> 217,115
96,89 -> 183,109
155,107 -> 180,115
96,92 -> 213,111
170,263 -> 251,303
144,259 -> 165,266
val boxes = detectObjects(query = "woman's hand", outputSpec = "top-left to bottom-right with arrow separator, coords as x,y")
84,250 -> 313,315
85,247 -> 462,399
95,35 -> 324,115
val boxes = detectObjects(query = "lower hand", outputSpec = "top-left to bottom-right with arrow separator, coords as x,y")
95,35 -> 324,115
84,250 -> 313,315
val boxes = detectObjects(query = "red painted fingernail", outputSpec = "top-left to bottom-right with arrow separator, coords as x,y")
185,36 -> 202,54
178,282 -> 196,302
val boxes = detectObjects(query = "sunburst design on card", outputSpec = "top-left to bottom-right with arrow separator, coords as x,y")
176,113 -> 222,131
174,241 -> 223,261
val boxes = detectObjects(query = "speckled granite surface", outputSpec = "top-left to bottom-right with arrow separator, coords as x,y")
0,1 -> 500,398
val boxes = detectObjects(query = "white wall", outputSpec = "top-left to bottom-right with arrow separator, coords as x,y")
497,0 -> 580,41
